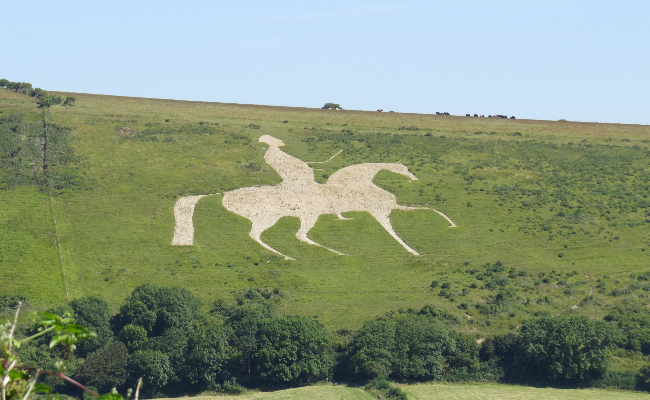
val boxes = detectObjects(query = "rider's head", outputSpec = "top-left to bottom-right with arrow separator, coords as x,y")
259,135 -> 285,147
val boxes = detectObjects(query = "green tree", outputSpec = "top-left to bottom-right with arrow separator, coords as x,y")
69,296 -> 113,357
514,316 -> 615,382
30,88 -> 46,98
73,341 -> 128,393
118,284 -> 201,337
127,349 -> 172,396
391,315 -> 478,381
346,313 -> 479,382
118,324 -> 148,353
639,363 -> 650,390
226,302 -> 274,383
184,321 -> 230,391
252,316 -> 333,385
118,301 -> 156,333
322,103 -> 342,110
0,78 -> 8,88
37,94 -> 62,109
347,320 -> 396,380
146,327 -> 190,394
605,301 -> 650,353
18,82 -> 32,94
6,81 -> 19,91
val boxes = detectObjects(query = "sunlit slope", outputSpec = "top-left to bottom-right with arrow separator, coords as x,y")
1,89 -> 650,331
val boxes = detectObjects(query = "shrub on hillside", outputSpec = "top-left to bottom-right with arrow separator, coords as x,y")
513,316 -> 615,383
364,376 -> 407,400
119,323 -> 148,352
0,293 -> 28,312
127,349 -> 172,397
74,341 -> 128,393
184,321 -> 230,391
322,103 -> 341,109
252,315 -> 334,385
69,296 -> 114,357
605,301 -> 650,353
117,284 -> 202,336
346,313 -> 479,382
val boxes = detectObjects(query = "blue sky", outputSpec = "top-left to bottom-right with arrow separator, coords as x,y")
3,0 -> 648,124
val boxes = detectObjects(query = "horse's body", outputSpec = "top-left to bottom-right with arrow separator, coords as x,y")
173,162 -> 456,259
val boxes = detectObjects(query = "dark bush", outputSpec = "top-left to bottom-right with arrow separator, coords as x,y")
74,341 -> 128,393
513,316 -> 615,382
252,315 -> 334,385
69,296 -> 113,357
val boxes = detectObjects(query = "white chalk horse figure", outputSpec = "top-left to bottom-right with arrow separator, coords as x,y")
172,135 -> 456,259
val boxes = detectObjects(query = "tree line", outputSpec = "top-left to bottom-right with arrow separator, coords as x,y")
3,284 -> 650,399
1,79 -> 76,107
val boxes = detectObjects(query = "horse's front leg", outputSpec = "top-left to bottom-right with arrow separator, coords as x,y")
249,216 -> 295,260
296,215 -> 347,255
369,210 -> 420,255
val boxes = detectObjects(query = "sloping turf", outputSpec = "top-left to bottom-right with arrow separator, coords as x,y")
2,89 -> 650,336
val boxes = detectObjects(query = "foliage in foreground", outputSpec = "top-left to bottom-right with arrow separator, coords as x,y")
1,304 -> 127,400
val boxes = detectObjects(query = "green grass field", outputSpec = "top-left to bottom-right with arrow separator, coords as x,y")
398,383 -> 649,399
162,383 -> 649,399
2,88 -> 650,339
167,385 -> 373,400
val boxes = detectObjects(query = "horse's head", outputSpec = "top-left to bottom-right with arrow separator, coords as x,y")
259,135 -> 285,147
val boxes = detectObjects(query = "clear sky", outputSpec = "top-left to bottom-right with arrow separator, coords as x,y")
3,0 -> 649,125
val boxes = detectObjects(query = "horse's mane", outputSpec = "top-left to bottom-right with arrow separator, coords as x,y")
326,163 -> 402,187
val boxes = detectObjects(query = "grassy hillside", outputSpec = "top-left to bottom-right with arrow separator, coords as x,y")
2,88 -> 650,337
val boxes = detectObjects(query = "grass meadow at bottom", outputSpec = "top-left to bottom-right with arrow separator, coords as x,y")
397,383 -> 649,400
161,385 -> 374,400
161,383 -> 649,400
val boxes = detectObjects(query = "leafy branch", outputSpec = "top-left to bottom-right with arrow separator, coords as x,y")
1,303 -> 139,400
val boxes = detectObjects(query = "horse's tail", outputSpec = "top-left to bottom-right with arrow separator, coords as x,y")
171,194 -> 221,245
395,205 -> 456,228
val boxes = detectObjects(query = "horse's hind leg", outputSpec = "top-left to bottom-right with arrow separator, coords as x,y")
296,215 -> 347,255
249,217 -> 295,260
369,209 -> 420,255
